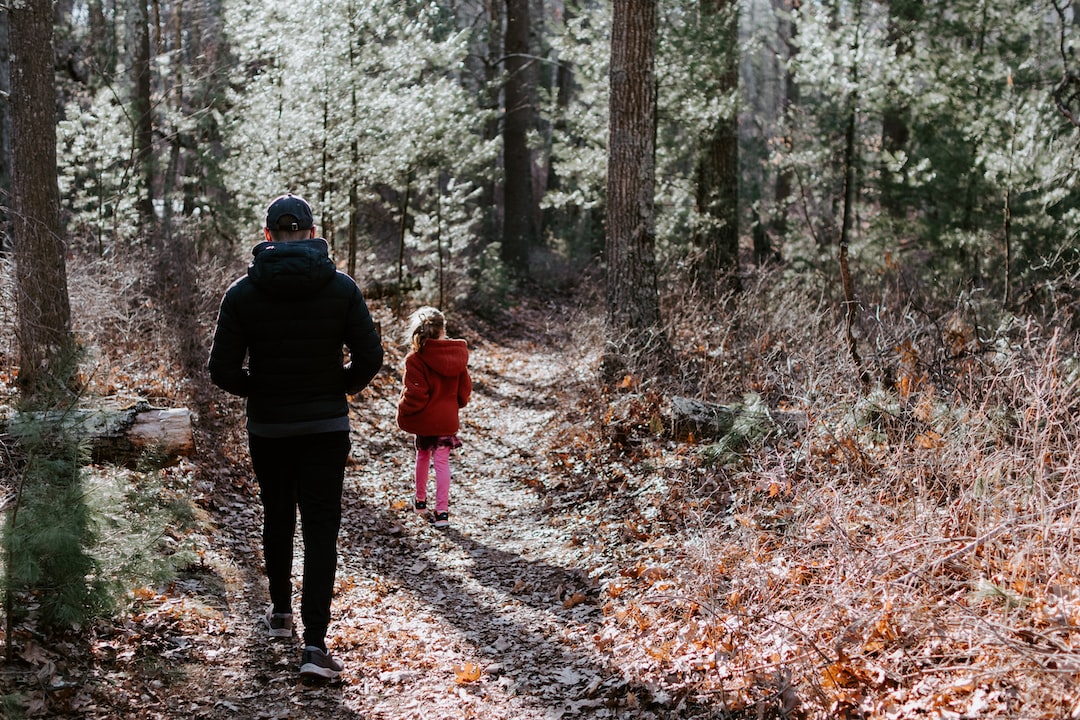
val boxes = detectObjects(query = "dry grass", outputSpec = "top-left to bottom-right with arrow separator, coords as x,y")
648,267 -> 1080,718
65,248 -> 233,404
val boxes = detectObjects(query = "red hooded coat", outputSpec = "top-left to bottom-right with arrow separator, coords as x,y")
397,338 -> 471,436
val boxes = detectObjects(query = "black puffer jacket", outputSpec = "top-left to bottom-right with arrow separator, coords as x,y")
208,238 -> 383,435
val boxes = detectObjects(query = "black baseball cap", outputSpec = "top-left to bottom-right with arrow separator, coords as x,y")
265,193 -> 314,231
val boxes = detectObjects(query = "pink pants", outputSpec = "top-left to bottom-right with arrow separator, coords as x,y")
415,445 -> 452,512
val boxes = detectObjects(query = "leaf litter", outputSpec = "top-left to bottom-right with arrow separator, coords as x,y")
6,292 -> 1080,719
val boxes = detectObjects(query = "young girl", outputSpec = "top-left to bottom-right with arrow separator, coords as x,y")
397,307 -> 472,529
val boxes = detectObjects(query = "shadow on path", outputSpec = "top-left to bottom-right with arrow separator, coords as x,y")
336,493 -> 710,718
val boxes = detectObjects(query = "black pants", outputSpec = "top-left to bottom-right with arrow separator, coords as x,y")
249,431 -> 350,649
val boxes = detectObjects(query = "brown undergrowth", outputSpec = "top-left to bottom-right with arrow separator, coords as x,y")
547,268 -> 1080,718
2,251 -> 1080,719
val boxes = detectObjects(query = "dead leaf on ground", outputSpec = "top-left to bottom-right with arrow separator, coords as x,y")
453,662 -> 482,684
562,591 -> 589,609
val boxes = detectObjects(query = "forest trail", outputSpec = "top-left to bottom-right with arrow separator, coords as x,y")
167,296 -> 689,720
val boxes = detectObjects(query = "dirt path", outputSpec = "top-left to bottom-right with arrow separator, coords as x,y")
154,299 -> 694,720
330,313 -> 615,719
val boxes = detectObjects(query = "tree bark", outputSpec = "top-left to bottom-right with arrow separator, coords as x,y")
9,0 -> 76,397
839,0 -> 867,386
0,10 -> 10,251
481,0 -> 503,246
693,0 -> 740,293
9,401 -> 194,467
770,0 -> 800,262
605,0 -> 669,380
502,0 -> 535,274
131,0 -> 156,234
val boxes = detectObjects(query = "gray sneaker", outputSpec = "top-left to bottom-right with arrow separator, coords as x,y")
300,646 -> 344,680
263,606 -> 293,638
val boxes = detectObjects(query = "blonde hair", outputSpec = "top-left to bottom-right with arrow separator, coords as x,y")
407,306 -> 446,353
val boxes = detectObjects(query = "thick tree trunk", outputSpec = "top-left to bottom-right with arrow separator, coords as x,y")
605,0 -> 669,380
502,0 -> 535,274
9,0 -> 76,397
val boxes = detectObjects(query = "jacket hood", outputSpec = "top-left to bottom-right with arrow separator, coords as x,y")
247,238 -> 337,298
418,338 -> 469,376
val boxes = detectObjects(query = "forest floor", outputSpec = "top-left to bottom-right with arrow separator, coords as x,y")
6,291 -> 727,720
9,280 -> 1080,720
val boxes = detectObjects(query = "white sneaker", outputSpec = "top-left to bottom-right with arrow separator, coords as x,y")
262,606 -> 293,638
299,646 -> 344,680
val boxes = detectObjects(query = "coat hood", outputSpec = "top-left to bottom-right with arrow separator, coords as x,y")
247,238 -> 337,299
417,338 -> 469,376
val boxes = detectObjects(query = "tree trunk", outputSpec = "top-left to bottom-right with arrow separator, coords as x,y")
131,0 -> 156,234
839,0 -> 867,386
605,0 -> 669,380
770,0 -> 800,262
481,0 -> 503,246
502,0 -> 535,274
0,10 -> 10,252
88,0 -> 118,82
9,401 -> 194,467
693,0 -> 740,293
1052,1 -> 1080,127
395,173 -> 412,316
345,3 -> 360,277
9,0 -> 76,398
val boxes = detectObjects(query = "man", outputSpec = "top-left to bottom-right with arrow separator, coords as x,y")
208,193 -> 383,680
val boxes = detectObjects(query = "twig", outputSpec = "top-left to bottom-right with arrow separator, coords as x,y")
889,498 -> 1080,583
642,593 -> 835,667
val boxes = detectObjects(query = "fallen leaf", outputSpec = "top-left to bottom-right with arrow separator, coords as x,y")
563,591 -> 588,609
20,641 -> 50,665
641,566 -> 669,583
453,662 -> 482,684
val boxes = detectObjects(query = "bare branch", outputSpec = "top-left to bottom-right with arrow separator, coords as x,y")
1051,0 -> 1080,127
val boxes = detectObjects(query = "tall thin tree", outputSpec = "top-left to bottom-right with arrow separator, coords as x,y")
1051,0 -> 1080,128
693,0 -> 740,293
502,0 -> 536,274
605,0 -> 669,380
838,0 -> 867,386
130,0 -> 156,234
770,0 -> 800,261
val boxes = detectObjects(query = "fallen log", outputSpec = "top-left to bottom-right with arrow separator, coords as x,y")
670,395 -> 808,442
8,399 -> 194,467
670,396 -> 736,442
